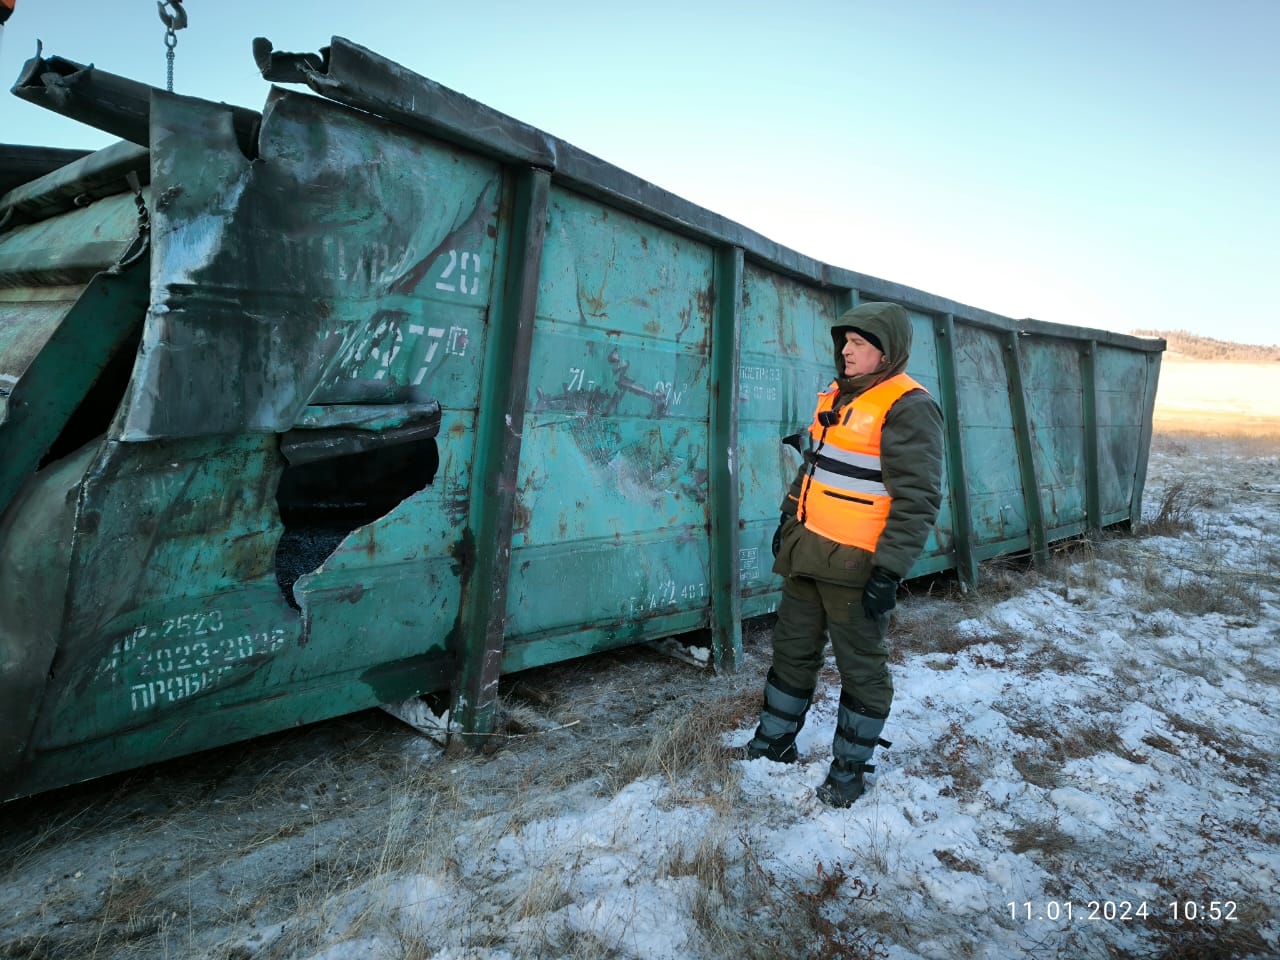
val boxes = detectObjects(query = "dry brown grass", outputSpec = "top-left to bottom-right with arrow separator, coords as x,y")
1141,732 -> 1178,754
1141,478 -> 1214,536
1006,817 -> 1077,857
660,834 -> 733,935
607,685 -> 754,807
734,839 -> 889,960
932,849 -> 983,874
1152,415 -> 1280,445
1242,650 -> 1280,689
1164,713 -> 1269,778
1129,896 -> 1276,960
1011,749 -> 1063,789
892,594 -> 1024,663
1129,544 -> 1265,620
915,719 -> 990,799
1007,714 -> 1146,790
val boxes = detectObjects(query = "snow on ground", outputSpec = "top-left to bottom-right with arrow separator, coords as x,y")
2,433 -> 1277,960
272,437 -> 1279,960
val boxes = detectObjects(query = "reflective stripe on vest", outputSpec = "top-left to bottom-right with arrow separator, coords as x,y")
794,373 -> 928,551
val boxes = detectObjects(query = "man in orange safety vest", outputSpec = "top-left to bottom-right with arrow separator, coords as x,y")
738,300 -> 944,808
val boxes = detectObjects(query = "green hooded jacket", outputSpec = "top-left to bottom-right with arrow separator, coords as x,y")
773,301 -> 944,585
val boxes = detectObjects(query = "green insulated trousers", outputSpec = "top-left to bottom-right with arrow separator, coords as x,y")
770,574 -> 893,718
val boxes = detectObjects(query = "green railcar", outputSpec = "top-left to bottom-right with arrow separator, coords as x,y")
0,38 -> 1163,801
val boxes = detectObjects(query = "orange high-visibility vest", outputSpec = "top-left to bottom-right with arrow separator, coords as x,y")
792,373 -> 928,551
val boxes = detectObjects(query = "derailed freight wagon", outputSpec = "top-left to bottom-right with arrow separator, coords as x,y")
0,38 -> 1164,801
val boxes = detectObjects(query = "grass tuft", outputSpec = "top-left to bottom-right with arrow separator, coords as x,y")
1142,478 -> 1213,536
736,839 -> 889,960
1007,817 -> 1077,857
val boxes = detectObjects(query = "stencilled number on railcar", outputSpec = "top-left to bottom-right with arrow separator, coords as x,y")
95,615 -> 287,712
566,367 -> 596,392
151,610 -> 225,640
652,380 -> 686,408
434,249 -> 482,295
561,368 -> 688,409
95,612 -> 225,678
142,471 -> 184,502
627,579 -> 708,614
739,365 -> 781,402
127,627 -> 288,712
405,324 -> 470,385
679,582 -> 707,601
354,321 -> 470,386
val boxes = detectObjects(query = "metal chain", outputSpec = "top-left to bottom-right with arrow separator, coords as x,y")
165,27 -> 177,92
158,1 -> 186,92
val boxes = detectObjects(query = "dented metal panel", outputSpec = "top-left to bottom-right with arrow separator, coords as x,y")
125,88 -> 497,440
0,192 -> 148,518
505,190 -> 714,648
0,36 -> 1164,801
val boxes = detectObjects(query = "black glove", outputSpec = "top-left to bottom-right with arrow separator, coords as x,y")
771,513 -> 787,557
861,567 -> 900,620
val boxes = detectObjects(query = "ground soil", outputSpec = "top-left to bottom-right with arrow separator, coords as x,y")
0,623 -> 775,960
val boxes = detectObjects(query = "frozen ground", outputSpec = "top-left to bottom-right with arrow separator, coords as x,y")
1,428 -> 1277,960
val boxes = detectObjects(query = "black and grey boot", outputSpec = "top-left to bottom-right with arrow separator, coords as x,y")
816,758 -> 872,808
735,668 -> 814,763
816,691 -> 891,808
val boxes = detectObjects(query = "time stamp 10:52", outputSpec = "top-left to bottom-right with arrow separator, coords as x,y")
1009,900 -> 1237,922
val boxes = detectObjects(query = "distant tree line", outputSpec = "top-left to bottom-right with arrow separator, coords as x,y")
1129,329 -> 1280,362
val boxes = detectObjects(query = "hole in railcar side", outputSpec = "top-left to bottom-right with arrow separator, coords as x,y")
273,437 -> 439,608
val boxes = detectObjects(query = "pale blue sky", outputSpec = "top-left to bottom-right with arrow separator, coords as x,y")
1,0 -> 1276,345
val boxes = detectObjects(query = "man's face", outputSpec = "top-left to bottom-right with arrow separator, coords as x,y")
842,330 -> 884,377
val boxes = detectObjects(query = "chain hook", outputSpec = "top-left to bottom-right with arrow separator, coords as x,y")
157,0 -> 187,31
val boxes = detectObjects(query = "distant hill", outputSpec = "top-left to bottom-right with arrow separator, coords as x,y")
1129,329 -> 1280,362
